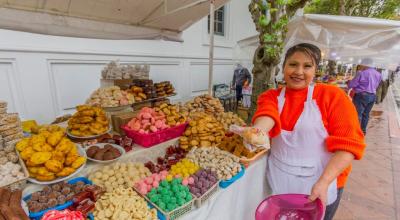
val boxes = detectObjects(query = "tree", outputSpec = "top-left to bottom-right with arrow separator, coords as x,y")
247,0 -> 311,121
305,0 -> 400,19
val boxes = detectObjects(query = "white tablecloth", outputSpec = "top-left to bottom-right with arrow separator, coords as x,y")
23,138 -> 271,220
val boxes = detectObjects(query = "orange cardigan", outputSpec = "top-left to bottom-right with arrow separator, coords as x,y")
252,83 -> 366,188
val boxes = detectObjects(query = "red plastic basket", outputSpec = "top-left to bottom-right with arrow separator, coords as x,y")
122,123 -> 188,148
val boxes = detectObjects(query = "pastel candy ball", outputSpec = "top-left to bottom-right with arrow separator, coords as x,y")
188,177 -> 194,185
152,181 -> 159,188
182,179 -> 189,186
147,184 -> 152,191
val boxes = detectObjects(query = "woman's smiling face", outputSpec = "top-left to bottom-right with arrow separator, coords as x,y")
283,51 -> 316,90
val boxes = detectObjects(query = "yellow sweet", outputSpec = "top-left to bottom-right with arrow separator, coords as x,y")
45,160 -> 64,173
30,152 -> 52,165
20,147 -> 35,160
51,151 -> 65,164
56,167 -> 76,177
47,131 -> 64,146
166,175 -> 173,181
55,140 -> 73,154
71,156 -> 86,169
16,138 -> 30,152
65,154 -> 79,166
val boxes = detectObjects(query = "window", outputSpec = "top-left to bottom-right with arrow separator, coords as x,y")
208,6 -> 225,36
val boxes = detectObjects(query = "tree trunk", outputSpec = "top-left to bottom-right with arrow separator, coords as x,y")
339,0 -> 345,15
248,45 -> 276,123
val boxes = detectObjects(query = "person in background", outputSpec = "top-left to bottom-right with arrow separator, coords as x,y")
348,58 -> 382,135
232,63 -> 252,106
242,80 -> 252,108
241,43 -> 365,220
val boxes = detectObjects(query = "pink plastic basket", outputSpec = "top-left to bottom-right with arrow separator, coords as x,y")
122,123 -> 188,148
255,194 -> 324,220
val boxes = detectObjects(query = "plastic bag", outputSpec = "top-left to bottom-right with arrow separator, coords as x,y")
229,125 -> 270,151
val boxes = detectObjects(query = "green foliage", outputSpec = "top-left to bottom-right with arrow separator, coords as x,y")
305,0 -> 400,19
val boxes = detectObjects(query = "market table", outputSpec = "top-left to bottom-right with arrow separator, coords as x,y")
22,138 -> 270,220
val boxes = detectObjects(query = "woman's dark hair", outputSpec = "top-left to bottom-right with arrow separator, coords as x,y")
283,43 -> 321,68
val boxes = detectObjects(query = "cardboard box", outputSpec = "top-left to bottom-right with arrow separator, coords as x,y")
111,111 -> 138,134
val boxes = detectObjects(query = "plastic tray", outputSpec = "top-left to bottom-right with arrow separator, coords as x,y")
240,148 -> 268,168
219,165 -> 245,189
23,177 -> 92,220
135,188 -> 194,220
122,122 -> 187,148
194,181 -> 220,208
67,126 -> 111,140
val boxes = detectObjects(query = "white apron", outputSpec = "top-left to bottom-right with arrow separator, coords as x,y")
266,84 -> 338,205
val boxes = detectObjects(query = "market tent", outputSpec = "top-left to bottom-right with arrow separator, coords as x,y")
286,14 -> 400,71
0,0 -> 228,41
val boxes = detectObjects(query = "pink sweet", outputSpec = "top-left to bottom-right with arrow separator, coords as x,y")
160,175 -> 166,180
154,175 -> 160,182
139,188 -> 147,195
188,177 -> 194,185
142,112 -> 152,119
139,129 -> 145,134
150,126 -> 158,133
147,184 -> 152,191
182,179 -> 189,186
145,177 -> 153,185
152,181 -> 159,188
160,170 -> 168,175
175,174 -> 181,178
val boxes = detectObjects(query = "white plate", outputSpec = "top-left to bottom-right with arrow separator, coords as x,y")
66,126 -> 111,140
84,143 -> 125,164
26,144 -> 87,185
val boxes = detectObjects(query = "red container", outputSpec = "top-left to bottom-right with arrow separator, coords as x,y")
122,123 -> 188,148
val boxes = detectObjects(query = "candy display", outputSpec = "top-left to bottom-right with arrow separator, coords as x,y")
154,103 -> 187,127
88,162 -> 151,192
188,169 -> 218,198
145,178 -> 193,212
154,81 -> 175,97
179,112 -> 225,150
86,86 -> 135,107
215,112 -> 246,131
16,132 -> 86,181
86,144 -> 122,161
218,133 -> 263,158
0,188 -> 29,220
182,95 -> 224,116
125,107 -> 169,134
144,145 -> 187,173
70,185 -> 104,216
186,147 -> 242,180
101,61 -> 150,80
94,187 -> 158,220
67,105 -> 109,137
25,180 -> 89,213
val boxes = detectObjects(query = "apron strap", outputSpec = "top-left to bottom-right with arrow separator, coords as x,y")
278,87 -> 286,114
307,84 -> 315,102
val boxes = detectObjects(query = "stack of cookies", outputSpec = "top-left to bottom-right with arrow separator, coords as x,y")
0,101 -> 23,148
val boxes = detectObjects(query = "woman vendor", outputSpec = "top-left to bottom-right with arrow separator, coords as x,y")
243,43 -> 366,220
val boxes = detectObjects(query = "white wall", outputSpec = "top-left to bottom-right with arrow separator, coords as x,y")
0,0 -> 257,123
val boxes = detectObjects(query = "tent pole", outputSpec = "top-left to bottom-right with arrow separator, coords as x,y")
208,0 -> 215,96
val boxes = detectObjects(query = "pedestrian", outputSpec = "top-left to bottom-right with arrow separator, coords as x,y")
232,63 -> 252,107
236,43 -> 365,220
347,58 -> 382,134
242,80 -> 252,108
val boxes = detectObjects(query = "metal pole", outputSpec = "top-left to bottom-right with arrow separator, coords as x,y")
208,0 -> 215,96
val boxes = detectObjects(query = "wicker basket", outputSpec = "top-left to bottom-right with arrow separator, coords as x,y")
135,188 -> 194,220
194,181 -> 220,208
1,156 -> 29,191
240,148 -> 268,168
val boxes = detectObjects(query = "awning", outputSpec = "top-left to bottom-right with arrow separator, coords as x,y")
286,14 -> 400,70
0,0 -> 228,41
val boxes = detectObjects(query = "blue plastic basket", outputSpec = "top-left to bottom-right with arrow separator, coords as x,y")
219,165 -> 245,189
23,177 -> 92,220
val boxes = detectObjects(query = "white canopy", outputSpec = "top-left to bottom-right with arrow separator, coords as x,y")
286,14 -> 400,70
0,0 -> 228,41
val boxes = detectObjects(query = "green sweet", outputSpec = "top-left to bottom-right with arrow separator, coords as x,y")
158,202 -> 166,210
184,187 -> 190,193
186,193 -> 192,201
150,194 -> 159,203
160,188 -> 169,195
171,185 -> 179,193
176,177 -> 183,184
162,195 -> 171,203
179,191 -> 187,198
150,188 -> 157,194
157,186 -> 164,193
177,197 -> 185,206
170,197 -> 177,204
167,203 -> 176,211
161,180 -> 168,187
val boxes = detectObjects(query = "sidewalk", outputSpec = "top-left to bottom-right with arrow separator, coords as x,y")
335,89 -> 400,219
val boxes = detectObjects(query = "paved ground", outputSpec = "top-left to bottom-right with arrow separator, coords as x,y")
335,87 -> 400,220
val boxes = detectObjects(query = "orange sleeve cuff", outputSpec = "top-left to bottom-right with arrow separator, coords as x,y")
251,90 -> 281,138
326,136 -> 366,160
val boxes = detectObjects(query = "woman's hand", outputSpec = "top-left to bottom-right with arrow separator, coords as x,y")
309,180 -> 329,205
